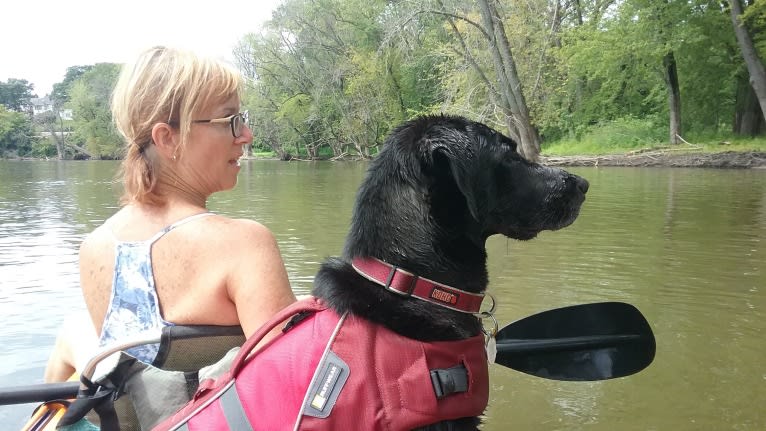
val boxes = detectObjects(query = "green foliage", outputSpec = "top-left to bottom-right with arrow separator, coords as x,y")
544,123 -> 766,155
51,65 -> 93,109
675,4 -> 740,132
742,0 -> 766,54
241,0 -> 415,159
544,117 -> 667,155
0,79 -> 36,112
0,105 -> 37,157
29,136 -> 59,158
15,0 -> 766,160
239,0 -> 763,157
66,63 -> 122,159
16,0 -> 744,161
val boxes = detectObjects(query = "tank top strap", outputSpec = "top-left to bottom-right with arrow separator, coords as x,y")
146,212 -> 215,245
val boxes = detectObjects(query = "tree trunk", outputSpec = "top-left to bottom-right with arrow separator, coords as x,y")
65,141 -> 92,159
573,0 -> 584,26
729,0 -> 766,124
663,51 -> 682,145
734,71 -> 766,135
476,0 -> 541,162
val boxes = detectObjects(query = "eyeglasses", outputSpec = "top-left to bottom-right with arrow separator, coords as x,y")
192,111 -> 249,138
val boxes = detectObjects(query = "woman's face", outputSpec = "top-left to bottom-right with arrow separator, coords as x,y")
179,93 -> 252,196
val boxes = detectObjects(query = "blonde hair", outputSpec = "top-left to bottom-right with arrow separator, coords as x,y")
111,46 -> 242,205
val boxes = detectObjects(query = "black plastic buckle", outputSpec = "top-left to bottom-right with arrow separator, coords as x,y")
430,365 -> 469,399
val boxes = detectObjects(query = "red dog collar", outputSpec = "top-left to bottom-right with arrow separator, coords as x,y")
351,257 -> 485,314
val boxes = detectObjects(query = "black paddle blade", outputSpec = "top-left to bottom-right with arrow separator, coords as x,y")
494,302 -> 655,381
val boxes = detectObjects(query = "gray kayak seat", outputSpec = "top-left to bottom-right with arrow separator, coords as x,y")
72,325 -> 245,431
152,324 -> 245,372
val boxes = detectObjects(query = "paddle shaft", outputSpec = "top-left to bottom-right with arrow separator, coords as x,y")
0,381 -> 79,405
497,334 -> 643,354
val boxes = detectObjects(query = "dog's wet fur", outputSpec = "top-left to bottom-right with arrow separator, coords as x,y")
312,115 -> 589,430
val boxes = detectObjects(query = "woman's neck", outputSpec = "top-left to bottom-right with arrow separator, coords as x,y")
156,171 -> 209,209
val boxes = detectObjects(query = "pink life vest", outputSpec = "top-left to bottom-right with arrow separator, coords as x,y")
152,297 -> 489,431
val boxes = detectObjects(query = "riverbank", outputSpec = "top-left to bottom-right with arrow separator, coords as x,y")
9,149 -> 766,168
541,150 -> 766,169
266,149 -> 766,168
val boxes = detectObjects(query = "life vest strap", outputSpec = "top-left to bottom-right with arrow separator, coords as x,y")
219,383 -> 254,431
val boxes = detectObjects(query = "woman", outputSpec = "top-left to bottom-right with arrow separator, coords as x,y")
44,46 -> 296,381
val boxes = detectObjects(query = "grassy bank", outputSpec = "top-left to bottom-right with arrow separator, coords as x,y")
250,136 -> 766,160
543,135 -> 766,156
541,118 -> 766,156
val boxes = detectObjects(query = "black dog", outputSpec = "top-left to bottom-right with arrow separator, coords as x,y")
312,115 -> 589,430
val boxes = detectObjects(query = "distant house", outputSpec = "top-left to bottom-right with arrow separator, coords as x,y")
30,97 -> 73,120
31,96 -> 53,115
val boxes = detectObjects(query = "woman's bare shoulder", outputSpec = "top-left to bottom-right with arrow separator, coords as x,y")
79,219 -> 116,255
206,216 -> 277,245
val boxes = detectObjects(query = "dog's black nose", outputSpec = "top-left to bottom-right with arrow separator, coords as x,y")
572,175 -> 589,194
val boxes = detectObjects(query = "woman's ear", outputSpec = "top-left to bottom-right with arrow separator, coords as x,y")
151,122 -> 179,160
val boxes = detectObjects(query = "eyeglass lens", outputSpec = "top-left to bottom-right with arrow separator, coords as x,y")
233,112 -> 248,137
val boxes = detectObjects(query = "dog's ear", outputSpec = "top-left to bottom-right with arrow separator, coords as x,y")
428,143 -> 485,222
449,153 -> 483,221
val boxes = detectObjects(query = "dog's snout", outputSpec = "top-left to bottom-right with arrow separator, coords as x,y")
576,176 -> 589,194
569,174 -> 589,194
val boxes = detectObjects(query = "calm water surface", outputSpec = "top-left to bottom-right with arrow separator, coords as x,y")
0,160 -> 764,430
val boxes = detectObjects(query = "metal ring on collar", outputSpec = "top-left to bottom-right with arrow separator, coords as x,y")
480,310 -> 499,338
475,292 -> 497,317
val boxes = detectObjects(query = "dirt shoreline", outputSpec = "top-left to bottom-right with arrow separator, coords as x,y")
541,150 -> 766,169
11,150 -> 766,168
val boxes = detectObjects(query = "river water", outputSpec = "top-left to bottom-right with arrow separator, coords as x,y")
0,160 -> 764,430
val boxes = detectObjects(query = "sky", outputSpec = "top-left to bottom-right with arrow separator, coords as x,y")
1,0 -> 284,97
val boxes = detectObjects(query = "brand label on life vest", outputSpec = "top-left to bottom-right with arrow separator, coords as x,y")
302,351 -> 349,418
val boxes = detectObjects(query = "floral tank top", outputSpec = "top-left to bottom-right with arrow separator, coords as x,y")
98,212 -> 215,364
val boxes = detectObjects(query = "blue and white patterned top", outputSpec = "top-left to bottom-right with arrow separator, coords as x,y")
98,212 -> 214,364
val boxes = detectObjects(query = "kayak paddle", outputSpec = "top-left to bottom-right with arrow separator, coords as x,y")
494,301 -> 655,381
0,301 -> 655,405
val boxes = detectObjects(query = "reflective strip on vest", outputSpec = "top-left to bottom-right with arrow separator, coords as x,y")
220,383 -> 254,431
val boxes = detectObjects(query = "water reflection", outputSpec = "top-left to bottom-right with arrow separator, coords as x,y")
0,161 -> 764,429
484,167 -> 765,430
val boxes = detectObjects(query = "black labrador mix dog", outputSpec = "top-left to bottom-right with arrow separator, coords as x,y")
312,114 -> 589,430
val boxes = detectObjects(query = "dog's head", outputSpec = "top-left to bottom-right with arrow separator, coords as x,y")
345,115 -> 588,261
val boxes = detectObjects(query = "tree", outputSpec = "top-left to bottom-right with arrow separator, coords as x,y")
729,0 -> 766,124
733,69 -> 765,134
34,110 -> 65,158
232,0 -> 762,159
547,0 -> 754,144
67,63 -> 121,159
0,105 -> 36,157
0,79 -> 36,113
663,50 -> 682,144
239,0 -> 403,159
51,65 -> 93,109
387,0 -> 545,160
475,0 -> 542,160
637,0 -> 689,145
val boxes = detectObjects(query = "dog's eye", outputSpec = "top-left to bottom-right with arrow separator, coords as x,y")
502,138 -> 518,152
